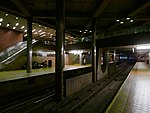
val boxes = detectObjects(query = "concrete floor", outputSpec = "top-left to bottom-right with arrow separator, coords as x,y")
0,64 -> 91,82
106,62 -> 150,113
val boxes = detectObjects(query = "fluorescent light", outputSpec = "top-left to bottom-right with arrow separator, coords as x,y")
130,19 -> 134,22
40,32 -> 45,35
65,37 -> 69,39
126,17 -> 130,20
40,34 -> 46,37
24,34 -> 27,37
69,50 -> 83,55
89,31 -> 92,33
7,23 -> 10,27
136,44 -> 150,49
15,23 -> 19,26
85,30 -> 88,31
116,19 -> 120,22
38,30 -> 42,32
16,17 -> 18,20
32,29 -> 36,32
13,27 -> 16,29
120,21 -> 124,24
6,13 -> 8,16
24,29 -> 27,32
79,30 -> 82,32
0,18 -> 3,22
34,32 -> 37,34
21,26 -> 25,29
132,48 -> 135,52
84,32 -> 86,33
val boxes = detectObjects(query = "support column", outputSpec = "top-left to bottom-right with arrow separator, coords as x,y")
92,19 -> 97,82
55,0 -> 65,101
27,17 -> 32,73
114,50 -> 116,66
79,53 -> 82,65
148,52 -> 150,66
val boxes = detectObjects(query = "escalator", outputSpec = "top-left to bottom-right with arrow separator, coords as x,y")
0,40 -> 38,71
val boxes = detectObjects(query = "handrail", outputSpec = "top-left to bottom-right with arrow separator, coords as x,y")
0,40 -> 37,64
97,25 -> 150,39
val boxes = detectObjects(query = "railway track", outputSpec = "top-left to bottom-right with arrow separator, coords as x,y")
46,63 -> 134,113
0,88 -> 55,113
0,63 -> 134,113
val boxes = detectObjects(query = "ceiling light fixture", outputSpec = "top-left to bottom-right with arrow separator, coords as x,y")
136,44 -> 150,49
7,23 -> 10,27
24,34 -> 27,37
40,34 -> 46,37
40,32 -> 45,35
0,18 -> 3,22
32,29 -> 36,32
130,19 -> 134,22
84,32 -> 86,33
120,21 -> 124,24
13,27 -> 16,29
34,32 -> 37,34
126,17 -> 130,20
6,13 -> 8,16
21,26 -> 25,29
38,30 -> 42,32
24,29 -> 27,32
116,19 -> 120,22
0,23 -> 1,26
89,31 -> 92,33
85,30 -> 88,31
15,23 -> 19,26
16,17 -> 18,20
79,30 -> 82,32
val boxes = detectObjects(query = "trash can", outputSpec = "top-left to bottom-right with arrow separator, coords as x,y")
48,60 -> 52,67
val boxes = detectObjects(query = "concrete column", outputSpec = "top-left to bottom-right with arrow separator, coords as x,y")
26,17 -> 32,73
79,53 -> 82,65
92,19 -> 97,82
55,0 -> 65,101
148,52 -> 150,65
114,50 -> 116,65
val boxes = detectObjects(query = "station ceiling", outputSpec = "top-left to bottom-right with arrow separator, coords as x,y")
0,0 -> 150,42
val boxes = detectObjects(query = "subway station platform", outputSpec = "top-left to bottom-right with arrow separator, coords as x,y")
106,62 -> 150,113
0,64 -> 91,82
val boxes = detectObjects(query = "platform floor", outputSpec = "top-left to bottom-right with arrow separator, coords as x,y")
106,62 -> 150,113
0,64 -> 91,82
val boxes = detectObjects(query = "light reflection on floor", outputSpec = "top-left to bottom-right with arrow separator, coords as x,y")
106,62 -> 150,113
0,64 -> 91,82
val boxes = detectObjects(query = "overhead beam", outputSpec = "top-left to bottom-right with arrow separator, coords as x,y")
0,6 -> 24,17
34,16 -> 90,20
108,1 -> 150,30
97,32 -> 150,48
128,1 -> 150,17
93,0 -> 112,18
81,0 -> 111,36
11,0 -> 30,16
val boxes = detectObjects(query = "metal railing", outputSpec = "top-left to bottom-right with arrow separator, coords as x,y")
0,40 -> 37,69
97,25 -> 150,39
